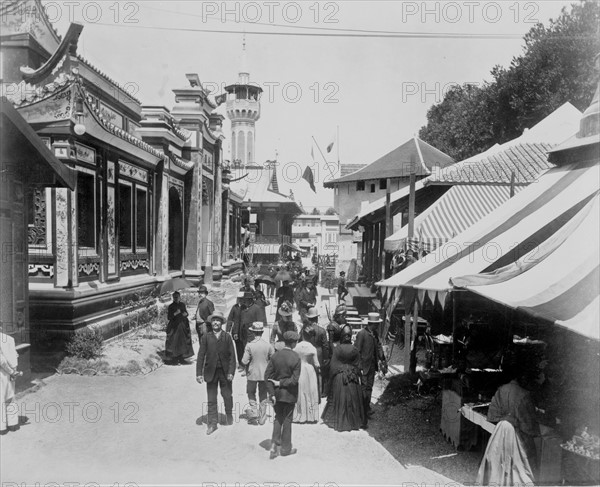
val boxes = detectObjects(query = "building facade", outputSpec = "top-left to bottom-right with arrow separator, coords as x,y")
0,3 -> 234,352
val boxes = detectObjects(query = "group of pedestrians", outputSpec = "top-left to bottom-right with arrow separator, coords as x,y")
164,279 -> 388,459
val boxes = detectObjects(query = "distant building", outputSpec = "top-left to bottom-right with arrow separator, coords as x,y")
324,137 -> 454,231
292,214 -> 339,256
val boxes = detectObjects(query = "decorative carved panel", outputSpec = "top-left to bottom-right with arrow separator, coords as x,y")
28,188 -> 46,246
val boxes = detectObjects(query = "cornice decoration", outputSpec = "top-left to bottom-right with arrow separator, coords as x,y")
81,86 -> 164,159
171,155 -> 194,172
5,71 -> 74,107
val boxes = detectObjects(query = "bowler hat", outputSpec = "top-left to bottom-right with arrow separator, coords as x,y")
367,312 -> 382,323
283,330 -> 299,342
198,285 -> 208,294
207,310 -> 226,323
249,321 -> 264,333
305,307 -> 319,319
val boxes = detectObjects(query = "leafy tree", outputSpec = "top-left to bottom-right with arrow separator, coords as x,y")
325,207 -> 337,215
311,207 -> 321,215
420,1 -> 600,161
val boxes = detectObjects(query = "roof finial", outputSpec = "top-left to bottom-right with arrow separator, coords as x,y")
239,32 -> 249,84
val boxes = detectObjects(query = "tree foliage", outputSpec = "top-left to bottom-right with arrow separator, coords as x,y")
325,207 -> 337,215
311,207 -> 321,215
419,1 -> 600,161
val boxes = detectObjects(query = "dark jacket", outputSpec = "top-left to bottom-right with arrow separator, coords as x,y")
265,347 -> 301,404
195,298 -> 215,335
196,331 -> 236,381
354,327 -> 385,375
226,304 -> 242,334
301,323 -> 330,368
298,287 -> 317,311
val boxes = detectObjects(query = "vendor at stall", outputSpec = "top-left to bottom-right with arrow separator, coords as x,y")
477,356 -> 543,485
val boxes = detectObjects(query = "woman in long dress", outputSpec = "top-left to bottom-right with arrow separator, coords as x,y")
293,339 -> 321,423
0,328 -> 21,433
164,292 -> 194,364
321,325 -> 365,431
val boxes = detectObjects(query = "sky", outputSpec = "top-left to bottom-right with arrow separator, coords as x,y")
49,0 -> 575,211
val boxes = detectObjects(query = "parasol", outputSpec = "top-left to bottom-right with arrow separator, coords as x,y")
255,275 -> 276,287
275,269 -> 292,283
160,277 -> 195,294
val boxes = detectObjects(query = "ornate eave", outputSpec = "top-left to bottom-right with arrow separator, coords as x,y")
82,87 -> 163,162
169,154 -> 194,176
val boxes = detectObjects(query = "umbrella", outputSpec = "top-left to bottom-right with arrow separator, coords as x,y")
255,275 -> 276,287
160,277 -> 195,295
275,269 -> 292,283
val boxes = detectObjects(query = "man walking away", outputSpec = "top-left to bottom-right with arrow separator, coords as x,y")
265,331 -> 301,459
195,285 -> 214,340
242,322 -> 274,425
196,311 -> 236,435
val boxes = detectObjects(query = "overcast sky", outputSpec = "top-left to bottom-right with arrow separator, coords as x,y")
51,0 -> 574,211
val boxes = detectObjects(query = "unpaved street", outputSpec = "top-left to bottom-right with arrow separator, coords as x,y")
1,284 -> 456,486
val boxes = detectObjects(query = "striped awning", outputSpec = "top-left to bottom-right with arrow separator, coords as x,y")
384,185 -> 525,253
377,159 -> 600,339
451,195 -> 599,340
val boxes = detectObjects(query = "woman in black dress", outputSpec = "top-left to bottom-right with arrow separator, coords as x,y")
321,325 -> 365,431
164,292 -> 194,364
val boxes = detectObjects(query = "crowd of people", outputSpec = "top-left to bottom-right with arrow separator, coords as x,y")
164,275 -> 388,459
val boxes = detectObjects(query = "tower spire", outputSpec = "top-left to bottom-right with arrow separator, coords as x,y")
239,33 -> 249,84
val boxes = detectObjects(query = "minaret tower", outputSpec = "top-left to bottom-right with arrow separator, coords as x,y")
225,37 -> 262,166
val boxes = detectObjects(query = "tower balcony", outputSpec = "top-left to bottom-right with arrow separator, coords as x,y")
226,99 -> 261,121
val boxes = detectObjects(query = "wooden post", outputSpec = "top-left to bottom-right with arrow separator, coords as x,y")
403,290 -> 412,373
410,297 -> 419,374
408,155 -> 417,241
510,171 -> 516,198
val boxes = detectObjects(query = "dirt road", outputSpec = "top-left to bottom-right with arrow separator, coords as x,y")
0,283 -> 457,486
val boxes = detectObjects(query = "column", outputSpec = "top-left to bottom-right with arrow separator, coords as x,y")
52,187 -> 78,288
184,149 -> 204,277
154,167 -> 170,277
212,157 -> 223,281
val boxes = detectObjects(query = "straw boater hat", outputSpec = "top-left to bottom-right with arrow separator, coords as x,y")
334,304 -> 347,316
207,310 -> 226,323
249,321 -> 264,333
367,312 -> 382,323
306,307 -> 319,319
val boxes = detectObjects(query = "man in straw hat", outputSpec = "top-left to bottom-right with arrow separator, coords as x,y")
242,321 -> 274,425
196,310 -> 236,435
354,312 -> 387,429
265,330 -> 301,459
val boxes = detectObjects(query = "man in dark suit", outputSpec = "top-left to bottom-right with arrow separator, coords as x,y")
195,285 -> 215,340
196,310 -> 236,435
265,331 -> 301,459
354,312 -> 387,429
300,306 -> 330,397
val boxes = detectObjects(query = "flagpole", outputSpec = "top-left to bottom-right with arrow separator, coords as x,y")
337,125 -> 340,168
312,136 -> 334,179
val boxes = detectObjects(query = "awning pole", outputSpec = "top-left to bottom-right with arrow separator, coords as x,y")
403,292 -> 412,373
410,297 -> 419,374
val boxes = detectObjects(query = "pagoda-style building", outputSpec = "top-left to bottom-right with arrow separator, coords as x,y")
0,1 -> 232,358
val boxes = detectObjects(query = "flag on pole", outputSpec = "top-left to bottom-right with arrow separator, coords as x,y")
215,93 -> 227,106
302,166 -> 316,193
311,145 -> 315,162
326,133 -> 335,153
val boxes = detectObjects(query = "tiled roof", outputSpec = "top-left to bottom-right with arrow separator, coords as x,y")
340,164 -> 367,177
83,88 -> 164,159
324,137 -> 454,187
426,142 -> 554,186
76,54 -> 142,105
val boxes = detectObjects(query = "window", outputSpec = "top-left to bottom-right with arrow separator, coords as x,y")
77,171 -> 95,248
370,183 -> 376,193
379,179 -> 387,190
136,188 -> 147,249
356,181 -> 365,191
118,183 -> 133,248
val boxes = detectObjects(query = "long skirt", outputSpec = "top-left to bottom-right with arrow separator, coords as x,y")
321,368 -> 364,431
293,362 -> 320,423
165,317 -> 194,360
1,369 -> 18,430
